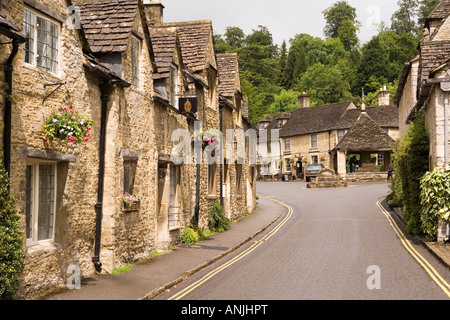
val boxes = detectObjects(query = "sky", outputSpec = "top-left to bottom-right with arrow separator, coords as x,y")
162,0 -> 401,46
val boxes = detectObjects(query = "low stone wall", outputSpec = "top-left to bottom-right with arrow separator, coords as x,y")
340,172 -> 389,183
307,168 -> 347,188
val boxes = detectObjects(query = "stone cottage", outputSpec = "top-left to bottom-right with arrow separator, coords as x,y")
0,0 -> 255,298
395,0 -> 450,240
274,91 -> 399,181
217,53 -> 256,218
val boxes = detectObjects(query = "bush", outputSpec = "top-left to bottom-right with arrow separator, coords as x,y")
181,227 -> 199,245
391,113 -> 429,235
208,201 -> 230,233
0,157 -> 25,300
420,167 -> 450,241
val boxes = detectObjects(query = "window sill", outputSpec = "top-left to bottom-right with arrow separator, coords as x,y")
26,240 -> 61,258
207,195 -> 217,200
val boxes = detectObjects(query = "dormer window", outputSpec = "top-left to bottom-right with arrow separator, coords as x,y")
131,35 -> 141,88
23,8 -> 60,74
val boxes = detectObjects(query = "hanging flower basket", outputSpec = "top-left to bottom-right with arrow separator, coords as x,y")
42,105 -> 95,144
191,128 -> 221,150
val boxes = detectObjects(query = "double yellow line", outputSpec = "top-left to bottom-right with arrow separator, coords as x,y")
377,198 -> 450,298
168,197 -> 293,300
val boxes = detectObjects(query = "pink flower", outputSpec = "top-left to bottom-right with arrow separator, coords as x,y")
69,136 -> 77,142
82,137 -> 89,142
52,118 -> 57,123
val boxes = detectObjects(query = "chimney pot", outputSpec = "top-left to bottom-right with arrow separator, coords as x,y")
298,92 -> 310,108
143,0 -> 164,26
378,86 -> 390,106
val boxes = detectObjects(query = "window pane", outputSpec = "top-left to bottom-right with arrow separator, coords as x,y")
25,166 -> 33,239
38,164 -> 55,241
23,10 -> 35,64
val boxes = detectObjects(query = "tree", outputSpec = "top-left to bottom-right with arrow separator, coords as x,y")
355,31 -> 417,96
224,26 -> 245,50
278,40 -> 289,89
390,0 -> 419,35
299,62 -> 353,106
267,89 -> 301,114
0,156 -> 25,299
323,1 -> 360,50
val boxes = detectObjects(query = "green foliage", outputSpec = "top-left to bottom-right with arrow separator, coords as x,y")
181,227 -> 199,245
420,167 -> 450,241
391,113 -> 429,235
267,89 -> 301,114
322,1 -> 360,40
208,201 -> 230,233
0,157 -> 25,300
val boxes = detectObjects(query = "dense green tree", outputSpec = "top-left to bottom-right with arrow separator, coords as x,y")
355,30 -> 417,96
323,1 -> 360,50
390,0 -> 419,35
267,89 -> 301,114
299,62 -> 353,106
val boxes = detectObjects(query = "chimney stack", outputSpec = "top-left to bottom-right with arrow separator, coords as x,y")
143,0 -> 164,26
378,85 -> 390,106
361,88 -> 366,112
298,92 -> 310,108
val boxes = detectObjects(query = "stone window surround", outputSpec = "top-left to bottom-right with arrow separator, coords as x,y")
22,4 -> 61,74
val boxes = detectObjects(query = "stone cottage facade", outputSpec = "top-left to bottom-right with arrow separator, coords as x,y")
395,0 -> 450,240
0,0 -> 255,298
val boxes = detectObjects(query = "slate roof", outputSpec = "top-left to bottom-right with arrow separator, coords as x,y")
278,102 -> 398,138
217,53 -> 240,97
74,0 -> 139,53
149,26 -> 178,79
334,112 -> 396,152
427,0 -> 450,22
419,40 -> 450,84
162,20 -> 213,72
279,102 -> 357,137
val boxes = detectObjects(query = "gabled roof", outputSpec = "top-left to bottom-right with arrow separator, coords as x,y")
334,112 -> 396,152
217,53 -> 241,97
279,101 -> 356,137
149,25 -> 178,79
75,0 -> 139,53
426,0 -> 450,24
162,20 -> 214,72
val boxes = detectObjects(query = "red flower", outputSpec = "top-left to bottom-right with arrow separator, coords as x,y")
69,136 -> 77,142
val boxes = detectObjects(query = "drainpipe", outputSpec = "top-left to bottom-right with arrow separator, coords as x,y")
92,82 -> 113,272
194,121 -> 202,225
3,39 -> 21,182
219,105 -> 223,207
441,83 -> 450,243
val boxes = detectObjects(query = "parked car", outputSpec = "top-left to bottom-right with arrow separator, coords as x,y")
305,163 -> 324,182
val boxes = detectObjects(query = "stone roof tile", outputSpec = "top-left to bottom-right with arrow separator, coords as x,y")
74,0 -> 138,53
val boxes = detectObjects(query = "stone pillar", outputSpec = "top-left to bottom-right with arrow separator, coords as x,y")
337,151 -> 347,175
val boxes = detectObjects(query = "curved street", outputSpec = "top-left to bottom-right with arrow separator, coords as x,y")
159,181 -> 450,300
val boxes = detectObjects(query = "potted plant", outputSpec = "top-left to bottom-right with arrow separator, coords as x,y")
42,105 -> 94,144
122,191 -> 141,212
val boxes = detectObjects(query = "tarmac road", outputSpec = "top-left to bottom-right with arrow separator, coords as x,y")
158,181 -> 450,300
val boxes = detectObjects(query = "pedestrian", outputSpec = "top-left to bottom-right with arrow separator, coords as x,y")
387,164 -> 393,181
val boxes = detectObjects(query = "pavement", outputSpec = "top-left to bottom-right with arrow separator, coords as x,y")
47,197 -> 284,300
387,202 -> 450,271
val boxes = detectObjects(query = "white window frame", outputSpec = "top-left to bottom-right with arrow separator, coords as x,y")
311,134 -> 318,148
25,160 -> 57,246
285,138 -> 291,151
131,35 -> 141,88
23,7 -> 60,74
